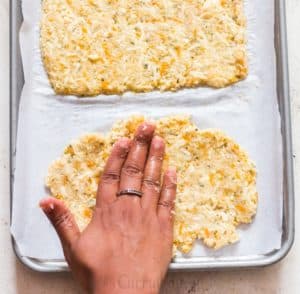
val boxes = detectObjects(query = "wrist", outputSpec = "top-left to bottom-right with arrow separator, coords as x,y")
92,275 -> 161,294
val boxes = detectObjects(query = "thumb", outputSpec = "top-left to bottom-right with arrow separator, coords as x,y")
40,197 -> 80,249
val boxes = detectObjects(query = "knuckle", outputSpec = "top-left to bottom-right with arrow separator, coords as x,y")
149,154 -> 163,162
118,151 -> 128,159
53,212 -> 73,229
165,182 -> 177,190
115,146 -> 129,159
143,178 -> 160,191
135,134 -> 150,146
158,199 -> 174,209
123,163 -> 143,177
101,171 -> 120,183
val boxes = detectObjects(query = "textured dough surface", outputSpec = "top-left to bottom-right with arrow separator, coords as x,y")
40,0 -> 247,96
46,116 -> 258,252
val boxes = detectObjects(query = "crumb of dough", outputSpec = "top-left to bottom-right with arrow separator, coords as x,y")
40,0 -> 248,96
46,116 -> 258,252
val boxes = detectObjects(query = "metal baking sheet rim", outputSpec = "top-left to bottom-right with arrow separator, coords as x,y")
9,0 -> 295,272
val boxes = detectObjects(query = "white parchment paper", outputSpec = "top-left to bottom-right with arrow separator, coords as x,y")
11,0 -> 283,260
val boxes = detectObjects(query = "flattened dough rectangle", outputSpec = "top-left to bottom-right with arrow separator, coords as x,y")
40,0 -> 248,96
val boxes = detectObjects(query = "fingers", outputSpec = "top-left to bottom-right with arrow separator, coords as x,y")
96,138 -> 131,207
141,136 -> 165,211
119,122 -> 155,199
158,167 -> 177,224
40,197 -> 80,249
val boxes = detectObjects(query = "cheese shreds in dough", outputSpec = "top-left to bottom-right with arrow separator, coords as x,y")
46,135 -> 108,229
46,116 -> 258,252
40,0 -> 247,96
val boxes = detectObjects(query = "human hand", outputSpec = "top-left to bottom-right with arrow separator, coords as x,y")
40,122 -> 177,294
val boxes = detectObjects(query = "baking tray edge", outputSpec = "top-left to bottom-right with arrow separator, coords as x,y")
10,0 -> 295,272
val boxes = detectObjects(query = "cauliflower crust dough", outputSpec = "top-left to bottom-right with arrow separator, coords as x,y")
46,116 -> 258,252
40,0 -> 248,96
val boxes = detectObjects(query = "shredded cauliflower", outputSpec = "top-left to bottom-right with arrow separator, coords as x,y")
46,116 -> 258,252
40,0 -> 247,96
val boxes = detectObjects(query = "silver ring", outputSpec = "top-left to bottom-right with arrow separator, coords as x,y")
116,189 -> 143,198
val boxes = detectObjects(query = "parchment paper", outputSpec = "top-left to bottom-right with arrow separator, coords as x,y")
11,0 -> 283,260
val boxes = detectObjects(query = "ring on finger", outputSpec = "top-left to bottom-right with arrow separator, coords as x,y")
116,189 -> 143,198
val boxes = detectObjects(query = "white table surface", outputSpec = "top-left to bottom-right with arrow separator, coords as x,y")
0,0 -> 299,293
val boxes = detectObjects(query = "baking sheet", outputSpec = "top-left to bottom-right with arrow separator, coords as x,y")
11,0 -> 283,260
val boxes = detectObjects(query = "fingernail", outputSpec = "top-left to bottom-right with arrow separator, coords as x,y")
139,122 -> 155,133
152,136 -> 164,148
118,138 -> 131,150
39,199 -> 55,213
141,124 -> 148,131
